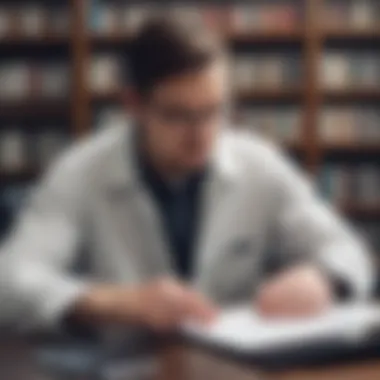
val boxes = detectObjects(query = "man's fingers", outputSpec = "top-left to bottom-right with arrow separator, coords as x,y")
155,280 -> 217,325
183,290 -> 218,323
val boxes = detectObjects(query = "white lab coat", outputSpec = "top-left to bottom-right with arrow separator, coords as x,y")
0,124 -> 374,335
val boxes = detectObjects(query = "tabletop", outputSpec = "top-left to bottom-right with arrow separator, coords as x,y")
2,339 -> 380,380
159,344 -> 380,380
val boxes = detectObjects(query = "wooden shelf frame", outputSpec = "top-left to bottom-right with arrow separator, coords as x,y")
1,0 -> 379,220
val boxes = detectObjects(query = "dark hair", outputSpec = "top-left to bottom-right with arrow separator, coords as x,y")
128,16 -> 225,95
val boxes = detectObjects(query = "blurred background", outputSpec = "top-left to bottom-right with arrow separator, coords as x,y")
0,0 -> 379,288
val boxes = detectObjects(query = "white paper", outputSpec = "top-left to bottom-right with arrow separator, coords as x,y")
183,303 -> 380,353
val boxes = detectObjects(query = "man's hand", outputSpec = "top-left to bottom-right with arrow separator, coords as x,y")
256,265 -> 333,318
74,278 -> 217,331
128,278 -> 217,331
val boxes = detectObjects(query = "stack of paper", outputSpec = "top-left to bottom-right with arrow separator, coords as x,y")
183,304 -> 380,353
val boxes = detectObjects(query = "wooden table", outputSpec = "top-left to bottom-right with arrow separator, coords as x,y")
1,339 -> 380,380
158,343 -> 380,380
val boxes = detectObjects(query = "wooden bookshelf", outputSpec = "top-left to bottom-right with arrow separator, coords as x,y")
0,168 -> 40,182
91,90 -> 123,103
322,143 -> 380,154
343,204 -> 380,219
236,88 -> 304,102
90,29 -> 305,46
0,0 -> 379,237
2,0 -> 378,155
92,88 -> 304,103
90,33 -> 132,45
0,34 -> 69,46
324,89 -> 380,102
324,28 -> 380,40
0,99 -> 70,117
226,29 -> 304,43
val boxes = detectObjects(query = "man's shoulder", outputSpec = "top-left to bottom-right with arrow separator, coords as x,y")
45,125 -> 128,185
221,129 -> 282,168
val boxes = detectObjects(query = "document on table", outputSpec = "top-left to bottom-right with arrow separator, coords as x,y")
182,303 -> 380,353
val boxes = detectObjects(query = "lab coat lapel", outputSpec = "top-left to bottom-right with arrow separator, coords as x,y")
193,133 -> 240,288
103,126 -> 175,280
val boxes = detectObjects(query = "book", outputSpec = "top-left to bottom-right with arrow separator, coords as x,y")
0,130 -> 27,170
0,5 -> 11,38
90,54 -> 122,94
320,106 -> 380,145
323,1 -> 350,29
233,55 -> 255,91
0,62 -> 31,101
18,4 -> 46,37
39,63 -> 70,99
183,304 -> 380,354
322,53 -> 351,90
351,0 -> 375,29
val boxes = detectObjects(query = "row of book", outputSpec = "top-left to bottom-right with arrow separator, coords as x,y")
0,3 -> 70,39
324,0 -> 380,30
0,62 -> 70,101
90,52 -> 303,96
233,54 -> 301,91
237,107 -> 301,144
3,53 -> 380,101
90,51 -> 380,95
93,105 -> 380,148
89,1 -> 302,35
320,107 -> 380,145
319,164 -> 380,207
92,104 -> 301,145
322,52 -> 380,90
0,129 -> 68,171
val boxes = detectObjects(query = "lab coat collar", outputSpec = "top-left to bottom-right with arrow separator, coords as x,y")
105,124 -> 239,195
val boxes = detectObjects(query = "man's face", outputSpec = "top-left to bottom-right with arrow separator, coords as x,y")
133,62 -> 229,173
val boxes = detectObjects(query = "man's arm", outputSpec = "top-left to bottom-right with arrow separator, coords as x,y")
0,159 -> 92,331
0,158 -> 215,332
256,148 -> 375,316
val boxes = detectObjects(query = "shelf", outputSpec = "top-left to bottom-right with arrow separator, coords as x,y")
0,34 -> 69,46
324,28 -> 380,40
236,88 -> 303,102
342,204 -> 380,218
226,29 -> 304,43
0,99 -> 70,118
91,28 -> 380,45
322,144 -> 380,154
91,28 -> 304,45
0,168 -> 40,182
90,33 -> 132,45
91,90 -> 123,102
323,89 -> 380,102
91,88 -> 303,104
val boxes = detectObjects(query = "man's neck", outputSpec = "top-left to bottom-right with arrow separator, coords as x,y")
137,139 -> 192,186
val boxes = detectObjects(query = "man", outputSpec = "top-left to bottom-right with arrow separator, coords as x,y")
0,18 -> 374,336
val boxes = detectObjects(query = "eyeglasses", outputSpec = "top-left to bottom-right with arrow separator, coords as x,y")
150,103 -> 228,127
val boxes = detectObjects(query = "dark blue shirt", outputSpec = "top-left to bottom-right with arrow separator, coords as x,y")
139,156 -> 205,279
